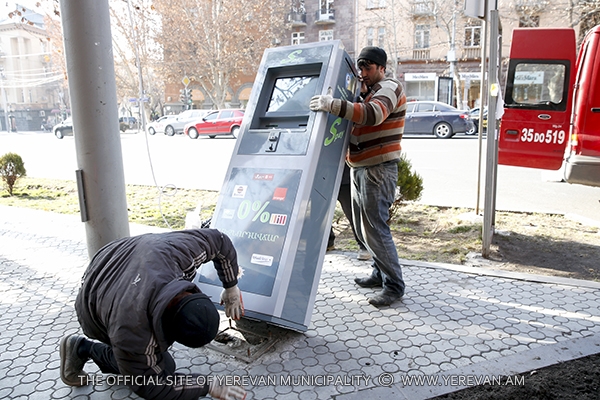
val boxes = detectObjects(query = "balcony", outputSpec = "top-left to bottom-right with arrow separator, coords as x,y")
462,47 -> 481,59
287,11 -> 307,27
410,0 -> 434,17
515,0 -> 548,12
315,9 -> 335,25
412,49 -> 430,60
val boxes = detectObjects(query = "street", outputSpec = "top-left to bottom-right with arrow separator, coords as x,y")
1,130 -> 599,224
0,130 -> 234,192
401,134 -> 600,224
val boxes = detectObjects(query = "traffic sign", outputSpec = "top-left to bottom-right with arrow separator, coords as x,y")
182,76 -> 190,87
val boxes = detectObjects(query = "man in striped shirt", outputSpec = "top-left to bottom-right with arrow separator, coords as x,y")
310,46 -> 406,306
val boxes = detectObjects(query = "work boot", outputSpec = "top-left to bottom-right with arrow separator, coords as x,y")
357,248 -> 372,261
59,334 -> 89,387
354,276 -> 382,288
368,289 -> 403,307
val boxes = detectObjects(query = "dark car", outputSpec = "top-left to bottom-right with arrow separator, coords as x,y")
119,116 -> 138,131
53,117 -> 131,139
404,101 -> 475,138
184,109 -> 244,139
468,107 -> 487,134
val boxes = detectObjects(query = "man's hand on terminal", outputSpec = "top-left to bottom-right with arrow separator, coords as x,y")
209,379 -> 246,400
309,94 -> 333,112
310,87 -> 335,113
220,285 -> 244,320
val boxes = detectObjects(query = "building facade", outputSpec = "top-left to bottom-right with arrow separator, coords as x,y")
287,0 -> 357,58
354,0 -> 578,109
0,6 -> 65,131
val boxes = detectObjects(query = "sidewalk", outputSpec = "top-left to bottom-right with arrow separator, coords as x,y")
1,205 -> 599,399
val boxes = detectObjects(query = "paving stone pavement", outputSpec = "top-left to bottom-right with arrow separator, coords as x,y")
1,205 -> 599,400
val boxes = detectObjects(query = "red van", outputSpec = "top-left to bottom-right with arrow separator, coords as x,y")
498,25 -> 600,187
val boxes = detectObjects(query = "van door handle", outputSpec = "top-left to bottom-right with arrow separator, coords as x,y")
591,108 -> 600,113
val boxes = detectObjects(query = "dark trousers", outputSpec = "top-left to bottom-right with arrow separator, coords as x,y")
86,341 -> 175,375
329,183 -> 366,250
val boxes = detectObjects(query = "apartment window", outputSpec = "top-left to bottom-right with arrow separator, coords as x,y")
378,27 -> 385,48
413,0 -> 431,14
319,30 -> 334,41
464,24 -> 481,47
367,27 -> 374,47
292,31 -> 305,45
367,0 -> 386,9
414,24 -> 430,49
320,0 -> 333,12
519,15 -> 540,27
291,0 -> 305,13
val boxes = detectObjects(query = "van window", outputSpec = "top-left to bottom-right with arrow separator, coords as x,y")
505,61 -> 569,111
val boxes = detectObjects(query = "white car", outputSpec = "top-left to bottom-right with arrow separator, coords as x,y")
146,115 -> 177,135
53,117 -> 73,139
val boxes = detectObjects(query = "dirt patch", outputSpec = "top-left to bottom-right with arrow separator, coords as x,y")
331,202 -> 600,282
431,352 -> 600,400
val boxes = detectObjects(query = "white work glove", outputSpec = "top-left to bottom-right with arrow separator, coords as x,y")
220,285 -> 244,320
209,379 -> 246,400
310,87 -> 335,113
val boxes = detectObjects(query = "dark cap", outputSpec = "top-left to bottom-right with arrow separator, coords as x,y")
357,46 -> 387,67
166,293 -> 219,348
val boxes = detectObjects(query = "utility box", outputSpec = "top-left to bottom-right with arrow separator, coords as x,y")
194,40 -> 359,331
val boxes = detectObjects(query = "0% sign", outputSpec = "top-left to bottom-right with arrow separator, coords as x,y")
237,200 -> 271,223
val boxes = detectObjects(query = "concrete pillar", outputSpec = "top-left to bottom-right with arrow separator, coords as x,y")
60,0 -> 130,257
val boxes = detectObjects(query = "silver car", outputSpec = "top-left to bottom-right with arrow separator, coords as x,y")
404,101 -> 475,139
163,109 -> 210,136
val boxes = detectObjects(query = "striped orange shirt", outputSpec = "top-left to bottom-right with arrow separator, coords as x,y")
331,78 -> 406,167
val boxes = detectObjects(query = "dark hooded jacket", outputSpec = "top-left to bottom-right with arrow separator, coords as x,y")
75,229 -> 239,399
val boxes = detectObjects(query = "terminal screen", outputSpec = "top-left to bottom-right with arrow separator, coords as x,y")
267,76 -> 319,113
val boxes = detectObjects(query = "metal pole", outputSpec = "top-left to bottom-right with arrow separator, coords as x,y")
475,18 -> 488,215
60,0 -> 130,257
482,8 -> 499,257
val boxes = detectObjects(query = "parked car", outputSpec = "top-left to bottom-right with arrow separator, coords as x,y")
468,107 -> 487,134
53,117 -> 131,139
53,117 -> 73,139
163,109 -> 210,136
404,101 -> 475,138
184,109 -> 245,139
146,115 -> 177,135
119,116 -> 138,131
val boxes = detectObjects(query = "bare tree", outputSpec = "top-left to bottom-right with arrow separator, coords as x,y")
43,14 -> 70,120
575,0 -> 600,42
151,0 -> 288,109
358,0 -> 468,107
109,0 -> 165,121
